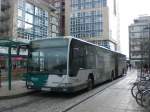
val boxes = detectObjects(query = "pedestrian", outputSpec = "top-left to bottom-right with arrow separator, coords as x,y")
0,66 -> 1,87
126,63 -> 129,71
129,63 -> 132,70
143,64 -> 148,74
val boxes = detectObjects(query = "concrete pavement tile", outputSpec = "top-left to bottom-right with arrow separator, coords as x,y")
127,102 -> 142,110
68,70 -> 144,112
66,106 -> 94,112
113,109 -> 126,112
116,103 -> 128,110
68,107 -> 115,112
95,107 -> 115,112
138,109 -> 148,112
0,81 -> 35,100
125,109 -> 138,112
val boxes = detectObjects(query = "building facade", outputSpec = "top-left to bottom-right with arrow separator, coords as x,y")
0,0 -> 59,41
0,0 -> 61,79
65,0 -> 120,51
49,0 -> 65,36
129,16 -> 150,68
0,0 -> 13,39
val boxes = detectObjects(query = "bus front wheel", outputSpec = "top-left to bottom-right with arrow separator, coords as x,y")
26,81 -> 31,89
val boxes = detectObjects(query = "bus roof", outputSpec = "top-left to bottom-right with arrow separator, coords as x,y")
30,36 -> 126,56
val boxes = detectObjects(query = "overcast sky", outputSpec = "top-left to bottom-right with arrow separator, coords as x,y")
119,0 -> 150,57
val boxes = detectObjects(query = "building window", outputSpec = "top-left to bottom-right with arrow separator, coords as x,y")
17,1 -> 52,40
25,23 -> 33,34
70,11 -> 103,38
17,20 -> 24,28
18,0 -> 24,9
18,9 -> 23,20
54,2 -> 61,7
71,0 -> 107,10
25,13 -> 33,24
25,3 -> 34,14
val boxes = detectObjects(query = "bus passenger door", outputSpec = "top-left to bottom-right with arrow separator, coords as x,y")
96,54 -> 105,83
115,54 -> 118,78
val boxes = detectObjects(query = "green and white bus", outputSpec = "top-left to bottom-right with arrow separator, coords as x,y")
24,37 -> 126,92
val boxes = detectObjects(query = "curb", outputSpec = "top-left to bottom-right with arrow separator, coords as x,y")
0,90 -> 37,100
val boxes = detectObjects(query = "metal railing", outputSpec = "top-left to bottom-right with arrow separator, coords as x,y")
131,71 -> 150,110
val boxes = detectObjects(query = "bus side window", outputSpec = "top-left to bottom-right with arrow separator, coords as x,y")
86,46 -> 96,68
69,41 -> 86,76
73,46 -> 86,68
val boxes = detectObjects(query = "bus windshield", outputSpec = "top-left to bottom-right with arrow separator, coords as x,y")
29,47 -> 68,75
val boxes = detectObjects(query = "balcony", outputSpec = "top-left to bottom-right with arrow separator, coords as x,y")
49,4 -> 57,12
0,11 -> 10,21
1,0 -> 11,11
0,22 -> 10,33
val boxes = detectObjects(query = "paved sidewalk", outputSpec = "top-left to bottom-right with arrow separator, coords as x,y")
0,80 -> 35,100
67,69 -> 147,112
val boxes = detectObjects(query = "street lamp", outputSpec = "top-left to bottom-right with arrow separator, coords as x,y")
0,0 -> 1,19
140,37 -> 143,76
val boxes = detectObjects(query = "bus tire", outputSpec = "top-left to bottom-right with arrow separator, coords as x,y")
111,71 -> 114,81
122,69 -> 125,75
87,75 -> 94,91
26,81 -> 31,89
26,85 -> 30,89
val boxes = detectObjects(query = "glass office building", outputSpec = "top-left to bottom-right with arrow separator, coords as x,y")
17,0 -> 49,40
70,11 -> 103,38
0,0 -> 60,79
65,0 -> 120,51
70,0 -> 106,39
0,0 -> 59,41
71,0 -> 106,10
129,16 -> 150,67
50,0 -> 65,36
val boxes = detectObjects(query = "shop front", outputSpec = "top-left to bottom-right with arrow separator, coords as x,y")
0,38 -> 29,90
0,55 -> 27,80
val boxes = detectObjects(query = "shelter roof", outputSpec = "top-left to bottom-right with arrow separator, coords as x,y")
0,38 -> 29,47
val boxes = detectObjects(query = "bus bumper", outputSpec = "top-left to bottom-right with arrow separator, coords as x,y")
27,83 -> 87,93
41,87 -> 75,92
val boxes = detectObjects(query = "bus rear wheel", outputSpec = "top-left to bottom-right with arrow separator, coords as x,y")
122,69 -> 125,75
111,71 -> 114,81
87,77 -> 94,91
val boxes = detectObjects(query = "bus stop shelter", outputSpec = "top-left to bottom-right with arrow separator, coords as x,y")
0,38 -> 29,90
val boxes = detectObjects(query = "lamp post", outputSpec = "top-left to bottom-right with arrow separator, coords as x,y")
8,46 -> 12,90
140,38 -> 143,76
0,0 -> 1,16
148,24 -> 150,71
0,0 -> 1,87
0,0 -> 1,28
147,26 -> 150,69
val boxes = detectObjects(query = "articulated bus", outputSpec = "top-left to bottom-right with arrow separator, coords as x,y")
24,37 -> 126,92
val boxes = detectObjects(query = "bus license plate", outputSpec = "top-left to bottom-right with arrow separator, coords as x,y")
41,88 -> 51,91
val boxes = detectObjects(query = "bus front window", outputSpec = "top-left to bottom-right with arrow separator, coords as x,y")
29,47 -> 67,75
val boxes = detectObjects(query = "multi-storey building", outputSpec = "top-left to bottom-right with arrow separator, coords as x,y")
0,0 -> 59,41
65,0 -> 120,51
129,16 -> 150,67
0,0 -> 12,39
0,0 -> 61,79
49,0 -> 65,36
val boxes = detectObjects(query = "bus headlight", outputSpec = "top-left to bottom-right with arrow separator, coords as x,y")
27,81 -> 34,86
